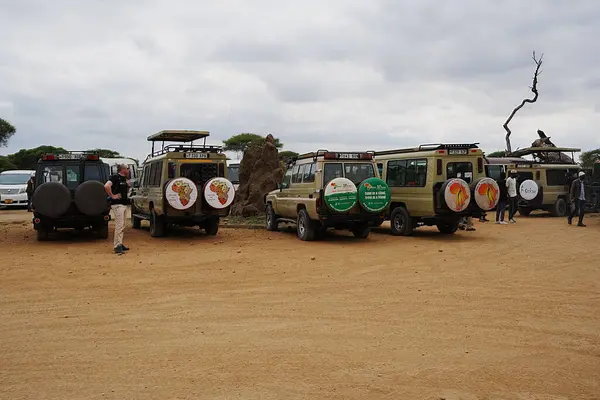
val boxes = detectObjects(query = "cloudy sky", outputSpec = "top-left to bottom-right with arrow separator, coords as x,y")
1,0 -> 599,162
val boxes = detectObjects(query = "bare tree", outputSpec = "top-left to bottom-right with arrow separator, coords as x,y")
503,51 -> 544,154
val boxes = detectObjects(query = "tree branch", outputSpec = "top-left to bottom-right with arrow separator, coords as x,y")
503,51 -> 544,154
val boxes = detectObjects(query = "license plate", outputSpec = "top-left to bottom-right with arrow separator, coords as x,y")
4,199 -> 13,204
183,153 -> 208,159
449,149 -> 468,155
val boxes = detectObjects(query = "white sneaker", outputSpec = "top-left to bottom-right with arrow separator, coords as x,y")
495,221 -> 501,224
509,219 -> 516,223
500,221 -> 508,225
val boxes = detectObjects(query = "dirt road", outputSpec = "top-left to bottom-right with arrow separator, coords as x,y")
1,210 -> 599,399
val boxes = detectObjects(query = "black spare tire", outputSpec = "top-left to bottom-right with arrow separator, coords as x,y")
32,182 -> 71,218
75,181 -> 109,216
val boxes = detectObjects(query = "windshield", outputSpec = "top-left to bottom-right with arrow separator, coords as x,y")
0,174 -> 30,185
323,162 -> 375,185
228,165 -> 240,183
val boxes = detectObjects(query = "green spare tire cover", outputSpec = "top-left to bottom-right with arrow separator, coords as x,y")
323,178 -> 357,213
358,177 -> 391,212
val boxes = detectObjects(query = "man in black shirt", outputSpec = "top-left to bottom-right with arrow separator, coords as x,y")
104,164 -> 130,254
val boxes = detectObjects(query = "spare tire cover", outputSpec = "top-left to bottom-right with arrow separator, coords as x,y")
204,177 -> 235,209
358,177 -> 391,212
32,182 -> 71,218
519,179 -> 539,201
165,177 -> 198,210
441,178 -> 471,212
324,178 -> 357,213
472,177 -> 500,211
75,181 -> 109,216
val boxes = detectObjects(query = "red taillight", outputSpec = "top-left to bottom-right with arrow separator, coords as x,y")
437,150 -> 445,154
323,152 -> 337,159
42,154 -> 56,161
471,149 -> 478,153
104,215 -> 110,221
477,157 -> 483,173
436,159 -> 443,175
87,155 -> 99,160
359,153 -> 373,160
34,218 -> 40,224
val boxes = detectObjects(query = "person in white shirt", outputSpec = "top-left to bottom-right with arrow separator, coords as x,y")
506,170 -> 518,223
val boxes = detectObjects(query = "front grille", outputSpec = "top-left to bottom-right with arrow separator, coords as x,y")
0,189 -> 18,194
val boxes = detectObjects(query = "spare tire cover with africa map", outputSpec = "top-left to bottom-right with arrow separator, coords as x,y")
357,177 -> 391,212
75,180 -> 109,216
165,178 -> 199,210
472,177 -> 500,211
204,177 -> 235,209
324,178 -> 358,213
441,178 -> 471,212
32,182 -> 71,218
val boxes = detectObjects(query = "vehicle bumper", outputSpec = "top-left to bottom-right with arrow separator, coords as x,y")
33,213 -> 111,229
318,212 -> 384,227
0,193 -> 28,207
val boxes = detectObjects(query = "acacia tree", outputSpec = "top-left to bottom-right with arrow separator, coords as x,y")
580,149 -> 600,168
486,150 -> 506,158
223,133 -> 283,158
0,118 -> 16,147
503,51 -> 544,154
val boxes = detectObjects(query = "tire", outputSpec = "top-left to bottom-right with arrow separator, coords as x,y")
32,182 -> 71,218
36,228 -> 49,241
130,205 -> 141,229
204,218 -> 219,236
518,207 -> 532,216
75,181 -> 109,216
149,210 -> 166,237
437,220 -> 459,234
551,198 -> 567,217
390,206 -> 413,236
265,204 -> 278,231
297,209 -> 316,241
351,224 -> 370,239
96,223 -> 109,239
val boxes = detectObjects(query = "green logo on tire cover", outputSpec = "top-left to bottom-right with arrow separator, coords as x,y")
324,178 -> 358,212
358,177 -> 391,212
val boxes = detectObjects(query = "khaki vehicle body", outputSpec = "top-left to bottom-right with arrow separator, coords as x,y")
264,150 -> 390,241
484,147 -> 581,217
131,130 -> 233,237
374,143 -> 500,235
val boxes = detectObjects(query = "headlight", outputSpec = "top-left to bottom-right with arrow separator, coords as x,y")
19,188 -> 26,194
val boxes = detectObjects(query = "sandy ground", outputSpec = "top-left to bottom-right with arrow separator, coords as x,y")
1,209 -> 599,400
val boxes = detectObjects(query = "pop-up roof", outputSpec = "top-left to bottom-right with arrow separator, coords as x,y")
147,130 -> 210,142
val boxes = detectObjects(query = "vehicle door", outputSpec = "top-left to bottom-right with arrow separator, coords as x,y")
276,167 -> 295,217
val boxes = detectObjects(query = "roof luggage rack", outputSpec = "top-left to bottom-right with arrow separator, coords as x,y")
145,130 -> 222,160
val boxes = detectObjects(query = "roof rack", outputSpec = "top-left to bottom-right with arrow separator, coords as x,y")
147,130 -> 210,142
146,130 -> 221,160
508,146 -> 581,157
375,143 -> 480,156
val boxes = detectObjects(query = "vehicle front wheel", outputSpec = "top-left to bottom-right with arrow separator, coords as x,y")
265,204 -> 278,231
149,210 -> 166,237
351,223 -> 370,238
204,218 -> 219,235
436,220 -> 459,234
390,206 -> 413,236
297,209 -> 316,241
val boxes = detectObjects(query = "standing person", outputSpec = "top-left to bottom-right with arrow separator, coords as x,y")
506,170 -> 518,223
26,173 -> 35,212
495,171 -> 508,224
567,171 -> 587,227
104,164 -> 131,254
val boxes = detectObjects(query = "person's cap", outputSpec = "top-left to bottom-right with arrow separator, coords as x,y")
578,171 -> 585,177
510,169 -> 517,174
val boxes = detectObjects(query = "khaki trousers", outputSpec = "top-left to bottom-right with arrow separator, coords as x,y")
112,204 -> 127,248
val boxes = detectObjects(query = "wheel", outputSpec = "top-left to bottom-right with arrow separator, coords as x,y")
518,207 -> 532,216
390,206 -> 413,236
296,209 -> 316,241
36,228 -> 49,241
131,205 -> 142,229
551,198 -> 567,217
351,223 -> 370,238
265,204 -> 278,231
97,223 -> 109,239
437,220 -> 459,234
204,218 -> 219,235
149,210 -> 166,237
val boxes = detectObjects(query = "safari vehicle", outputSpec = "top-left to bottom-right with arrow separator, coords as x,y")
485,147 -> 581,217
374,143 -> 500,235
31,152 -> 111,241
582,161 -> 600,212
264,150 -> 391,241
130,130 -> 235,237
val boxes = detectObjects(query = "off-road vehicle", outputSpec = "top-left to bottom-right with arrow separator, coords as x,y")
31,152 -> 111,241
130,130 -> 234,237
484,146 -> 581,217
374,143 -> 500,235
264,150 -> 391,241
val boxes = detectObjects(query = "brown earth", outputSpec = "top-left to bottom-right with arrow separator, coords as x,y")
1,209 -> 599,400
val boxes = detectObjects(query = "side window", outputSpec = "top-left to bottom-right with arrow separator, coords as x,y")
149,163 -> 157,186
406,159 -> 427,187
386,160 -> 407,187
377,163 -> 383,177
143,165 -> 151,186
546,169 -> 567,186
296,164 -> 307,183
291,165 -> 301,184
323,163 -> 343,184
304,163 -> 315,183
152,162 -> 163,186
281,168 -> 293,189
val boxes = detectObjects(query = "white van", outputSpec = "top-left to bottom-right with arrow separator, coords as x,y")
0,170 -> 35,207
227,159 -> 241,190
